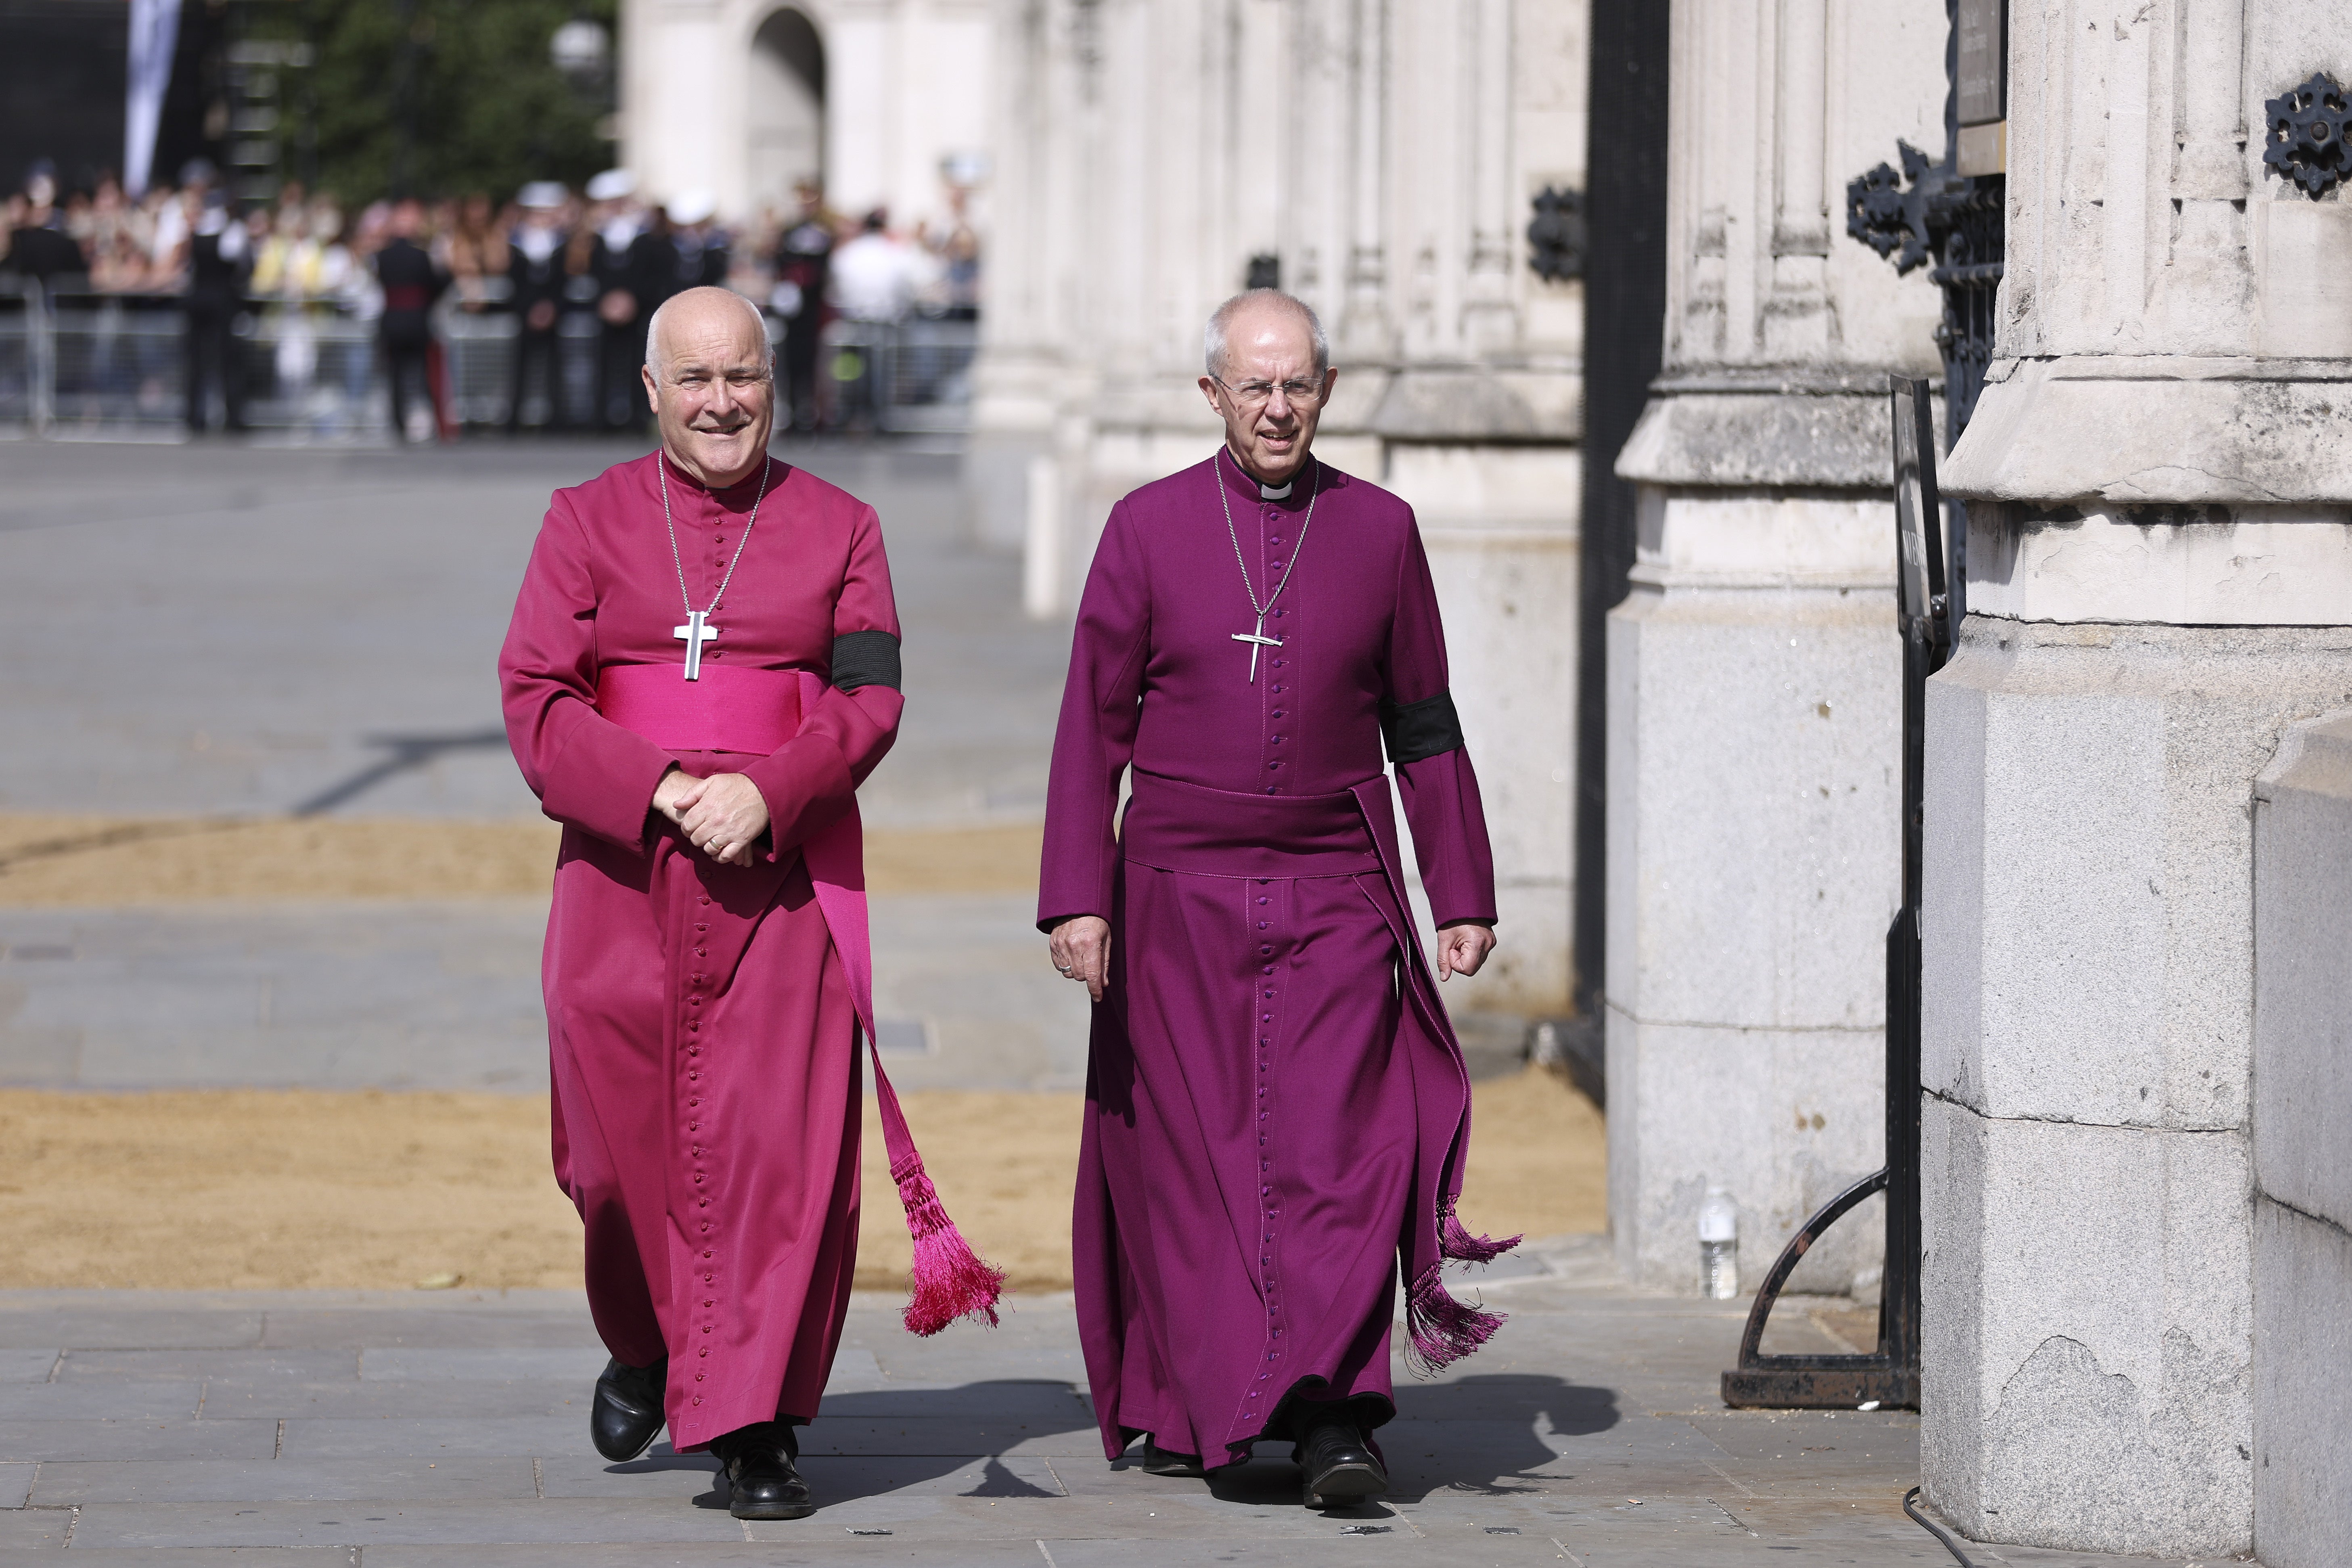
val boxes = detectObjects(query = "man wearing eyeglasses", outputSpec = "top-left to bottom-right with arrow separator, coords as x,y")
1040,288 -> 1512,1508
500,286 -> 997,1523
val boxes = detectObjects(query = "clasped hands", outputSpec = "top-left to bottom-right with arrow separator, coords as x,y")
1048,915 -> 1496,1004
653,766 -> 770,867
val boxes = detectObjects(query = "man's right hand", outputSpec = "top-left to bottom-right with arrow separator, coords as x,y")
1049,916 -> 1113,1003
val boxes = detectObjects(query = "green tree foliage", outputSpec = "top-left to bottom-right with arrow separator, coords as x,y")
267,0 -> 619,204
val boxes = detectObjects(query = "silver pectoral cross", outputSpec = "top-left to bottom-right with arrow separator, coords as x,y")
1231,615 -> 1283,682
674,611 -> 720,680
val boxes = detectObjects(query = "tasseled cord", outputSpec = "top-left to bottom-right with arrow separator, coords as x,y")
1405,1263 -> 1507,1375
1405,1196 -> 1519,1374
1440,1194 -> 1520,1266
890,1149 -> 1007,1337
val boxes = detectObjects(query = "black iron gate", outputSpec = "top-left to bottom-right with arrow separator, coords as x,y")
1721,0 -> 2003,1411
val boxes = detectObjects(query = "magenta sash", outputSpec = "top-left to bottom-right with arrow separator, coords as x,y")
1120,770 -> 1384,878
592,661 -> 1004,1335
594,663 -> 804,755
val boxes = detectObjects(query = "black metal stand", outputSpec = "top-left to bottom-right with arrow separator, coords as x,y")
1721,378 -> 1950,1411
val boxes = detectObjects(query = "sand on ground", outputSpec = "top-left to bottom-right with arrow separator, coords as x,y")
0,1067 -> 1603,1294
0,813 -> 1045,904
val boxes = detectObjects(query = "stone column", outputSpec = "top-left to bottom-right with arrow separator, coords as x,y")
1923,2 -> 2352,1558
1605,0 -> 1944,1293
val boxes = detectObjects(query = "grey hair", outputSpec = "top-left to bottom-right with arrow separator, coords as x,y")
1203,288 -> 1329,381
644,286 -> 776,375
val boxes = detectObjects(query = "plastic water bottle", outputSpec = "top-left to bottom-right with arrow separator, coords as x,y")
1699,1188 -> 1739,1300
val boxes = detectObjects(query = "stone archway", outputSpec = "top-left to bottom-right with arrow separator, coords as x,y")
747,8 -> 824,217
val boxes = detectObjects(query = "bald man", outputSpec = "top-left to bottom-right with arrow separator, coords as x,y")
501,287 -> 986,1519
1040,289 -> 1512,1507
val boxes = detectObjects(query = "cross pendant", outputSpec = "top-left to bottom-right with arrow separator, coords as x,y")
674,611 -> 721,680
1230,615 -> 1283,682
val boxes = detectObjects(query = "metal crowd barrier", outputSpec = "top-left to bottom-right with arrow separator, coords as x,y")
824,312 -> 978,434
0,281 -> 977,440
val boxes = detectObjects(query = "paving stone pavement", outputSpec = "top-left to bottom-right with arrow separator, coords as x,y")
0,1256 -> 2216,1568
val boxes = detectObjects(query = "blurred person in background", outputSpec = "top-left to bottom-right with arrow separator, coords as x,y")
827,210 -> 917,429
5,164 -> 90,287
508,182 -> 571,432
444,192 -> 505,314
829,209 -> 917,326
85,174 -> 156,293
376,198 -> 445,443
927,187 -> 981,319
181,184 -> 250,432
661,190 -> 732,297
770,181 -> 831,432
577,168 -> 648,432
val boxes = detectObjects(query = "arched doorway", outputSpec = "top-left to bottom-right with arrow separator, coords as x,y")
748,9 -> 824,216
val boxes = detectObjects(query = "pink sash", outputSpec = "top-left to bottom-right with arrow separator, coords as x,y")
594,662 -> 1003,1336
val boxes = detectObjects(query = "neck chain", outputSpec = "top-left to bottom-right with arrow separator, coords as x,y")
659,450 -> 772,680
1218,446 -> 1320,683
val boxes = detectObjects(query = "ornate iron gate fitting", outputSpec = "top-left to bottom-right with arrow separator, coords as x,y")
1526,185 -> 1587,283
2264,72 -> 2351,197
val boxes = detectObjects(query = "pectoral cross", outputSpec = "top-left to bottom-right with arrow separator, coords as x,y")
1231,615 -> 1283,682
674,611 -> 720,680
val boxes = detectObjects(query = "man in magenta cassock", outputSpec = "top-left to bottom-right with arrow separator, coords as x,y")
501,287 -> 997,1522
1040,289 -> 1516,1509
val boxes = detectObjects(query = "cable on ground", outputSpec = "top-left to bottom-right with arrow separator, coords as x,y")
1904,1485 -> 1982,1567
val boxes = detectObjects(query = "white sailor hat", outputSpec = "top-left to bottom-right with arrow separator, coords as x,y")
584,168 -> 635,203
517,181 -> 568,210
668,188 -> 718,226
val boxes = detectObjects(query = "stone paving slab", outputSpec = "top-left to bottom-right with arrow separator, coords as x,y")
55,1350 -> 360,1384
0,1359 -> 52,1387
357,1547 -> 1047,1568
194,1382 -> 586,1421
29,1456 -> 537,1504
0,1382 -> 203,1421
0,1417 -> 278,1463
0,1554 -> 356,1567
0,1285 -> 2252,1566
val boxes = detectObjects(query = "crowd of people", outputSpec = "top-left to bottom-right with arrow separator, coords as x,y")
0,156 -> 980,440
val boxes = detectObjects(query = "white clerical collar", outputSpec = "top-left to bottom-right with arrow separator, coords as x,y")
1258,478 -> 1293,501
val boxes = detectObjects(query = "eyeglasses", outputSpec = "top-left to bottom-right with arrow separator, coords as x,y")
1212,375 -> 1327,410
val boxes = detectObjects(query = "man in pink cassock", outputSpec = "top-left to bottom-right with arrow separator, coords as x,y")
500,286 -> 999,1522
1040,290 -> 1515,1511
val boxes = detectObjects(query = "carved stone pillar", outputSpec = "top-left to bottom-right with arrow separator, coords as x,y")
1922,2 -> 2352,1558
1606,0 -> 1945,1293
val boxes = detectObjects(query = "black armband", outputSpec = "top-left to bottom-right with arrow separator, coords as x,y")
1379,689 -> 1465,764
831,630 -> 902,693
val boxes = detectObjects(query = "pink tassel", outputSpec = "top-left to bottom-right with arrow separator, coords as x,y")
1404,1262 -> 1506,1375
891,1151 -> 1006,1337
1440,1196 -> 1521,1265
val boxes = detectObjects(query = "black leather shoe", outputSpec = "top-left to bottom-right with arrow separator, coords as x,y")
1138,1438 -> 1204,1477
714,1420 -> 815,1520
590,1355 -> 668,1462
1298,1415 -> 1387,1508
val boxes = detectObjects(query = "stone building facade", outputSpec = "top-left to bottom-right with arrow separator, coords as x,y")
620,0 -> 992,228
969,0 -> 1587,1016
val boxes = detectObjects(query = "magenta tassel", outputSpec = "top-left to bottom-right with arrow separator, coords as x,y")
1439,1196 -> 1521,1265
891,1152 -> 1006,1336
1404,1263 -> 1507,1375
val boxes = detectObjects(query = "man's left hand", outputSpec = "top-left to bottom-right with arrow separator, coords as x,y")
669,772 -> 770,867
1435,923 -> 1497,981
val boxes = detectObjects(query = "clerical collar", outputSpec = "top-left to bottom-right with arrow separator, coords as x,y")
1258,477 -> 1293,501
